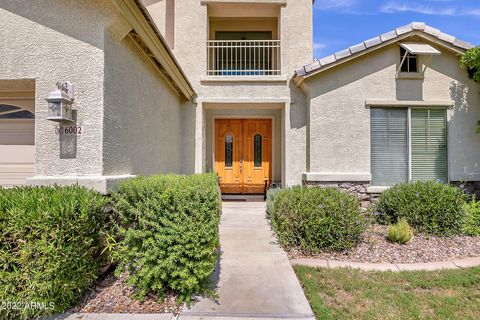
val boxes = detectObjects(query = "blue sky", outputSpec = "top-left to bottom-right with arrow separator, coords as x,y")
313,0 -> 480,59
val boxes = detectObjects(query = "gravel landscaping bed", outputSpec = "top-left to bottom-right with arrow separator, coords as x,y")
70,273 -> 181,314
288,224 -> 480,263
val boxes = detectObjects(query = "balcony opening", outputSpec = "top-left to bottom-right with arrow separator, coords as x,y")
207,15 -> 280,76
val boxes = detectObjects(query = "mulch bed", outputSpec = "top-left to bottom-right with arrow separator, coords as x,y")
70,272 -> 181,314
288,224 -> 480,264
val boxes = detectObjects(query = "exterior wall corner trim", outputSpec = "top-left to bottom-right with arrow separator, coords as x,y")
302,172 -> 372,182
365,100 -> 455,108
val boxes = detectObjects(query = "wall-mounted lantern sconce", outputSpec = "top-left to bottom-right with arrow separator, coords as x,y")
46,82 -> 74,122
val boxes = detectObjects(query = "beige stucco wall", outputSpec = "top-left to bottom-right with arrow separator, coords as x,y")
1,0 -> 194,192
143,0 -> 167,36
208,18 -> 279,40
0,0 -> 110,177
303,39 -> 480,182
424,49 -> 480,181
143,0 -> 174,48
287,81 -> 308,185
102,20 -> 192,177
146,0 -> 312,186
167,0 -> 312,91
0,0 -> 311,189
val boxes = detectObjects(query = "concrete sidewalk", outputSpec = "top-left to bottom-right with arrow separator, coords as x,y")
291,256 -> 480,271
45,313 -> 174,320
180,201 -> 315,320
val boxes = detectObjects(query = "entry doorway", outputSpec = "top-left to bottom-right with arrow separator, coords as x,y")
215,119 -> 272,194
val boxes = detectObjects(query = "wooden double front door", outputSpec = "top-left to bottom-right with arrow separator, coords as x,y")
215,119 -> 272,194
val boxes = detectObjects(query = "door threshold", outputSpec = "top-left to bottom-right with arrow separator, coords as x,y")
222,194 -> 265,202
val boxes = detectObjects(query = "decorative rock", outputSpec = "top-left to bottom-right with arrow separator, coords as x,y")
288,224 -> 480,264
359,193 -> 370,201
361,201 -> 370,208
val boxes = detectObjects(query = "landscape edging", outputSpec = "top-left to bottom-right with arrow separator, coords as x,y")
290,256 -> 480,271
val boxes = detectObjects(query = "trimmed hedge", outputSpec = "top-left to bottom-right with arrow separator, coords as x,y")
266,187 -> 281,217
375,181 -> 468,236
0,185 -> 108,320
463,197 -> 480,236
270,186 -> 366,252
112,173 -> 221,302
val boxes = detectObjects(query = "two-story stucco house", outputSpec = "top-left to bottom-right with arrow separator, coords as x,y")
1,0 -> 479,201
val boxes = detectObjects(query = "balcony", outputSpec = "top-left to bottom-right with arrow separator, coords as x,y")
206,40 -> 281,76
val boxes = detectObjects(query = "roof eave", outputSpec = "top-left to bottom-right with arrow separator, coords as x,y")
295,30 -> 471,83
113,0 -> 195,100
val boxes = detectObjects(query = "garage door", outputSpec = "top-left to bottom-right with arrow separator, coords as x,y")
0,104 -> 35,186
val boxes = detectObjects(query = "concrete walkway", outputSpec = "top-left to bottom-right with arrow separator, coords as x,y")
180,201 -> 315,320
45,313 -> 174,320
291,256 -> 480,272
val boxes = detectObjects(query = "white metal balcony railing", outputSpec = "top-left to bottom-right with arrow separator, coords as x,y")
207,40 -> 281,76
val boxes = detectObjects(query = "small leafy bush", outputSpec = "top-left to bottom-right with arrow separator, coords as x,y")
113,173 -> 221,303
463,197 -> 480,236
375,181 -> 468,236
270,186 -> 366,252
266,187 -> 281,216
387,218 -> 413,244
0,185 -> 108,320
460,46 -> 480,83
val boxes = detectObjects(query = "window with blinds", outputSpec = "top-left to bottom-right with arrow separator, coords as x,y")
371,108 -> 408,186
370,108 -> 447,186
411,109 -> 448,183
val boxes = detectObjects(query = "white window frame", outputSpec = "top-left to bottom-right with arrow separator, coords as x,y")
407,107 -> 412,181
399,47 -> 419,73
371,106 -> 449,187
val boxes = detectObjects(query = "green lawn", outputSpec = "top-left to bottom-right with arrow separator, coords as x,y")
294,265 -> 480,320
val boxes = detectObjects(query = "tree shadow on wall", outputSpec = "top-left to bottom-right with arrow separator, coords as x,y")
448,80 -> 480,181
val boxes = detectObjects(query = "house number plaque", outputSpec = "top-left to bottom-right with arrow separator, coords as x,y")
54,125 -> 82,135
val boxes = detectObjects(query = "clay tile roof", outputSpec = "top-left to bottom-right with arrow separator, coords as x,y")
295,22 -> 475,78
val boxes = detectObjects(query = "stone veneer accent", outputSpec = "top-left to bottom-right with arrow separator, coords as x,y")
303,181 -> 380,208
304,181 -> 480,209
451,181 -> 480,198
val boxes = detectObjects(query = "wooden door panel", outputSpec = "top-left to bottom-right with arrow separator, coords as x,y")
215,119 -> 272,194
215,119 -> 243,193
243,119 -> 272,194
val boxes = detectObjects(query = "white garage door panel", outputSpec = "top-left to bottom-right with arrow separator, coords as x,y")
0,129 -> 35,187
0,121 -> 34,145
0,145 -> 35,163
0,88 -> 36,187
0,168 -> 35,185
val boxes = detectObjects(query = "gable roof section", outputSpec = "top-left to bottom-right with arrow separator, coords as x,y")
113,0 -> 195,99
295,22 -> 474,81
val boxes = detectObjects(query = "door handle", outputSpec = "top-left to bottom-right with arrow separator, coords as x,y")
239,159 -> 243,174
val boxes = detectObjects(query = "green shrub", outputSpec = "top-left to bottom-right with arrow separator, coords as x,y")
266,187 -> 281,216
387,218 -> 413,244
270,186 -> 366,252
0,185 -> 108,320
460,46 -> 480,83
463,197 -> 480,236
375,181 -> 468,236
112,173 -> 221,303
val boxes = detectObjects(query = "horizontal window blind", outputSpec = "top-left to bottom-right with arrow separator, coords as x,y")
371,108 -> 408,186
411,109 -> 447,182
